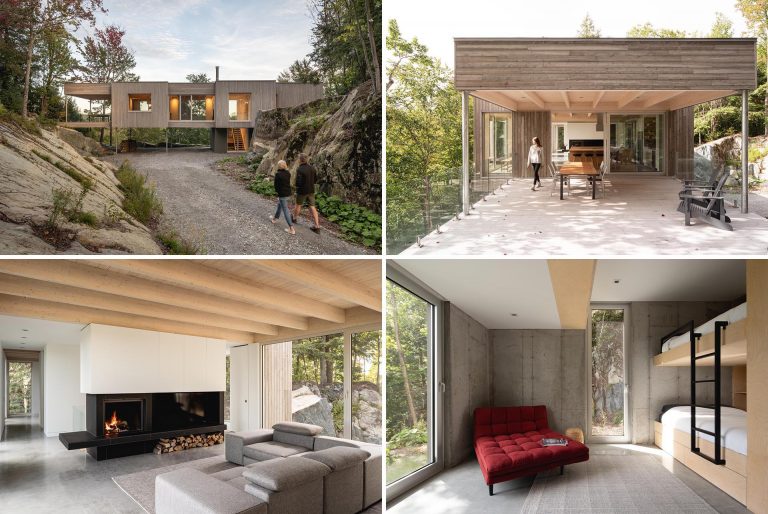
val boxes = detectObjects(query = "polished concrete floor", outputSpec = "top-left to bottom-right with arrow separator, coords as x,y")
401,176 -> 768,256
387,444 -> 748,514
0,416 -> 227,513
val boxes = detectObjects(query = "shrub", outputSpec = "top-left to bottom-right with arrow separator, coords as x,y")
114,161 -> 163,226
157,229 -> 203,255
70,211 -> 99,227
316,193 -> 381,249
388,421 -> 427,449
0,108 -> 42,136
31,149 -> 52,164
748,147 -> 768,163
47,188 -> 76,228
54,160 -> 93,189
248,175 -> 276,196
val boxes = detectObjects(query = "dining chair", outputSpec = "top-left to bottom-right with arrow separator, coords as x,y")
549,161 -> 569,196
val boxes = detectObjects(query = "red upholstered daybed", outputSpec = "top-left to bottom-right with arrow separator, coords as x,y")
474,406 -> 589,495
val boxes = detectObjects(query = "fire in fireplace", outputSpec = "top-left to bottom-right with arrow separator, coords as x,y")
102,399 -> 144,436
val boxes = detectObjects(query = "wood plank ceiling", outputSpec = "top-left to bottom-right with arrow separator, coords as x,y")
0,260 -> 381,344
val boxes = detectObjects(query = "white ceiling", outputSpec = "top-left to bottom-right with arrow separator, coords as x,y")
394,259 -> 746,330
395,260 -> 561,329
0,315 -> 84,351
592,260 -> 745,302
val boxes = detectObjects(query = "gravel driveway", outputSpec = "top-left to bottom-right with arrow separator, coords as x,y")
103,149 -> 370,255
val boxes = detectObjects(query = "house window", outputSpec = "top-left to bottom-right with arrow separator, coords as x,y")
169,95 -> 215,121
128,94 -> 151,112
228,93 -> 250,121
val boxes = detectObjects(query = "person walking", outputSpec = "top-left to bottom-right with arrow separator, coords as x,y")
293,153 -> 321,232
527,136 -> 543,191
270,160 -> 295,235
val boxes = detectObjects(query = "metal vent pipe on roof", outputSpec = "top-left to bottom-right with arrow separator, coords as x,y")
215,66 -> 219,81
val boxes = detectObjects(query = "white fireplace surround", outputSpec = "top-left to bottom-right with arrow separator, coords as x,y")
80,324 -> 226,394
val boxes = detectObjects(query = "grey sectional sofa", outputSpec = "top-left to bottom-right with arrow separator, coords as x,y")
155,422 -> 381,514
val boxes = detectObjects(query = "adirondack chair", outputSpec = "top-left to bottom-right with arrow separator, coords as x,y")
677,171 -> 732,231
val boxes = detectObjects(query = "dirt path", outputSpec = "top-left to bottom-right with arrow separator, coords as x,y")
103,149 -> 370,255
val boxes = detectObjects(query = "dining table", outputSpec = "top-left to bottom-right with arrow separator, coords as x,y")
558,161 -> 599,200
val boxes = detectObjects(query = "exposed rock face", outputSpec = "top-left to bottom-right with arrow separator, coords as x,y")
55,126 -> 106,156
352,383 -> 382,444
694,134 -> 741,182
253,81 -> 381,212
0,121 -> 162,254
291,385 -> 336,436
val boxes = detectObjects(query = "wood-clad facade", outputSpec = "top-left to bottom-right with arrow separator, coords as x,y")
458,38 -> 756,208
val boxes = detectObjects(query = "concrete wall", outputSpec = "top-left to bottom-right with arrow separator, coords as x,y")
444,303 -> 491,468
629,301 -> 735,444
491,329 -> 586,434
43,343 -> 84,436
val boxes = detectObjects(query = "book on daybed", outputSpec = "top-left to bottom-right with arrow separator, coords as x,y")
540,438 -> 568,446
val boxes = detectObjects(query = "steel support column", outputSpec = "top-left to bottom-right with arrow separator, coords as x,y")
742,89 -> 749,213
462,91 -> 470,216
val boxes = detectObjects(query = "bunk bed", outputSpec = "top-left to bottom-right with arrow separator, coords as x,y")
652,303 -> 748,505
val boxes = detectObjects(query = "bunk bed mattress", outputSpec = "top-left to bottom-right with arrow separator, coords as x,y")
661,302 -> 747,352
660,406 -> 747,455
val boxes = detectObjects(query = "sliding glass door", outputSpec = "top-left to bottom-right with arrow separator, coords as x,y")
588,305 -> 630,443
386,274 -> 442,499
609,114 -> 665,172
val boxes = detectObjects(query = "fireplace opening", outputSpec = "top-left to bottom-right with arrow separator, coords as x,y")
103,399 -> 144,436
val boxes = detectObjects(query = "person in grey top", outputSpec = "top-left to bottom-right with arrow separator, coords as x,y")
527,137 -> 543,191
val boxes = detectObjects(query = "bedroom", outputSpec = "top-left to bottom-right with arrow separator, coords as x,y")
385,259 -> 767,514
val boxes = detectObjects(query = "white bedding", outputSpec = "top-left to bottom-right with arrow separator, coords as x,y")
661,302 -> 747,353
660,406 -> 747,455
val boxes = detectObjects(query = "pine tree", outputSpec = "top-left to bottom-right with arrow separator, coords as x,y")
577,14 -> 601,38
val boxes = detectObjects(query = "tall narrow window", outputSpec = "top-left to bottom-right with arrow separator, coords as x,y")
386,280 -> 434,484
589,307 -> 629,441
228,93 -> 250,121
7,362 -> 32,415
352,330 -> 382,444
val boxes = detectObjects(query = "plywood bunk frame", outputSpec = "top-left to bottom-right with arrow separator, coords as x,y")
653,314 -> 748,505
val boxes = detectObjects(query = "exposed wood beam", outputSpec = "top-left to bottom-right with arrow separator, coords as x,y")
3,349 -> 40,362
616,91 -> 643,109
0,273 -> 278,335
592,90 -> 606,109
81,260 -> 345,323
0,294 -> 254,343
253,307 -> 381,346
241,261 -> 382,312
0,260 -> 308,330
473,91 -> 518,111
547,260 -> 596,330
560,91 -> 571,109
524,91 -> 547,109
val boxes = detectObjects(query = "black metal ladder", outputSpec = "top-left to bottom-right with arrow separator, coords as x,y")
690,320 -> 727,466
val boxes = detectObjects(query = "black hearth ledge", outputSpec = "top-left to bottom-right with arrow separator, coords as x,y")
59,424 -> 227,451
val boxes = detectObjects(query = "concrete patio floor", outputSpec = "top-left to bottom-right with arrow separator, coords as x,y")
400,175 -> 768,256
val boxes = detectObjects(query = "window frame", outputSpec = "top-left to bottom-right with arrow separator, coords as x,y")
128,94 -> 152,113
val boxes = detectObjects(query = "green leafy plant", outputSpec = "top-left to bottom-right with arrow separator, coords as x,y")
69,210 -> 98,227
388,421 -> 427,449
114,161 -> 163,226
47,188 -> 76,228
54,160 -> 93,189
157,229 -> 203,255
248,175 -> 276,196
316,193 -> 381,249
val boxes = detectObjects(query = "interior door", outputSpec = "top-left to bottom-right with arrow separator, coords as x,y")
229,345 -> 249,431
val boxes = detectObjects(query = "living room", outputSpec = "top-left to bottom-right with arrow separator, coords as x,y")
385,259 -> 767,514
0,259 -> 382,513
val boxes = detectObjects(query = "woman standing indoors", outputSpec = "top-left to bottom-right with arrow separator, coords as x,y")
527,137 -> 543,191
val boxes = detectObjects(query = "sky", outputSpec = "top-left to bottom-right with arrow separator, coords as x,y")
384,0 -> 752,67
80,0 -> 315,82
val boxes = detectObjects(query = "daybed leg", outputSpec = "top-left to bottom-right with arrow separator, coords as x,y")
559,465 -> 564,475
489,484 -> 493,496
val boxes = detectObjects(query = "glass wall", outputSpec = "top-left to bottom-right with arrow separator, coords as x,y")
128,94 -> 151,112
386,280 -> 434,485
228,93 -> 251,121
291,334 -> 344,437
168,95 -> 215,121
609,114 -> 664,172
7,362 -> 31,415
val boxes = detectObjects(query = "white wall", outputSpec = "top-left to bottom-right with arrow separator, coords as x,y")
80,324 -> 226,394
1,343 -> 5,438
565,122 -> 603,143
43,343 -> 85,436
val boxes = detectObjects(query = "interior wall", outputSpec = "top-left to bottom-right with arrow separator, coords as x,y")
565,122 -> 602,142
229,343 -> 263,432
30,361 -> 41,423
629,301 -> 735,444
1,344 -> 5,438
43,343 -> 84,436
491,329 -> 586,434
444,303 -> 491,468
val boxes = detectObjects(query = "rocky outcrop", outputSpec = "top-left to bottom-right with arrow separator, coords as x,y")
292,385 -> 336,436
0,120 -> 162,254
55,126 -> 107,156
253,81 -> 381,212
694,134 -> 768,181
352,383 -> 382,444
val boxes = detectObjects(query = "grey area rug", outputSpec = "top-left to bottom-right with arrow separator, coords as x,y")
521,454 -> 718,513
113,455 -> 237,514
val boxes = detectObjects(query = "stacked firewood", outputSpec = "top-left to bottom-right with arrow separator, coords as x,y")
153,432 -> 224,454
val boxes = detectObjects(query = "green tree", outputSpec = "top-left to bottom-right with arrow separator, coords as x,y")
385,19 -> 429,92
277,59 -> 322,84
626,22 -> 688,38
386,20 -> 462,248
35,22 -> 79,118
736,0 -> 768,135
710,12 -> 735,37
577,14 -> 601,38
185,72 -> 210,83
8,362 -> 32,415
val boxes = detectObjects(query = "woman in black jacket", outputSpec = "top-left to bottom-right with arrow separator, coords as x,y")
270,160 -> 295,235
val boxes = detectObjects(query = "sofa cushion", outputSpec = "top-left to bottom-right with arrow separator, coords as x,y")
301,446 -> 370,471
474,406 -> 550,439
243,455 -> 330,492
272,421 -> 323,436
155,468 -> 266,514
244,441 -> 307,461
475,430 -> 588,477
273,430 -> 315,450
